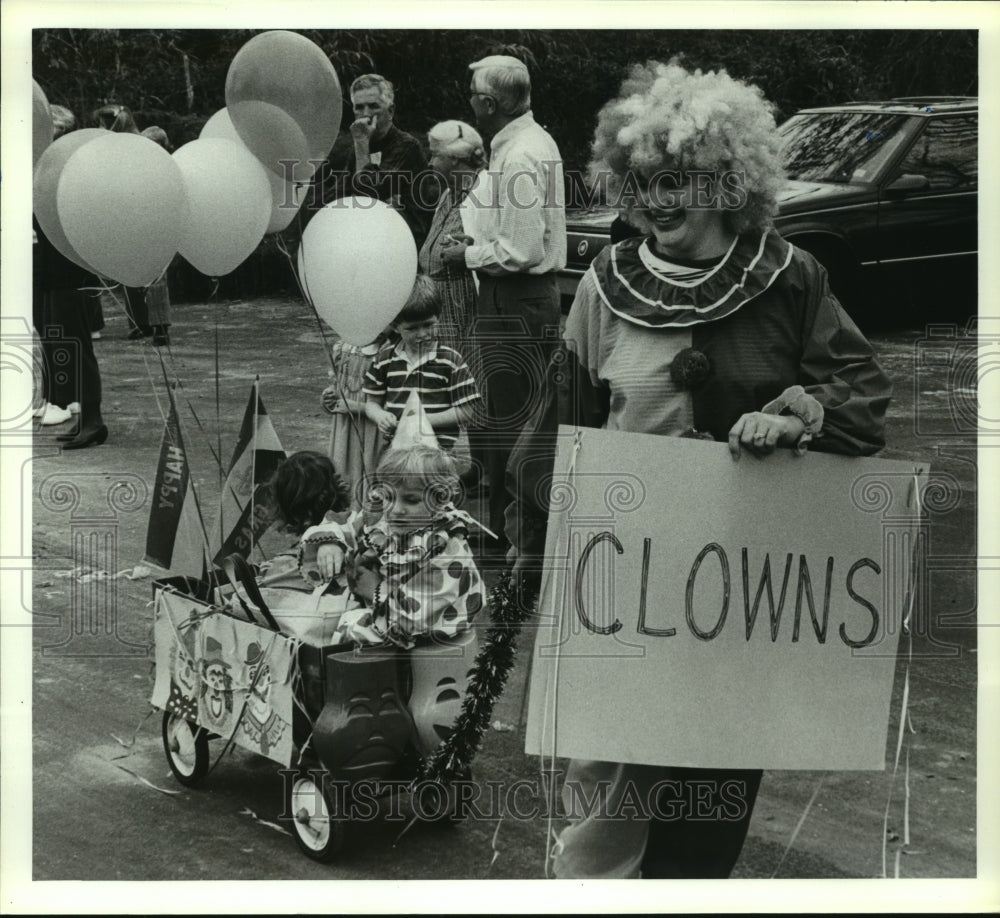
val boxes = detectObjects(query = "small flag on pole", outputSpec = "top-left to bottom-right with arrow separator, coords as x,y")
210,383 -> 286,565
144,386 -> 210,578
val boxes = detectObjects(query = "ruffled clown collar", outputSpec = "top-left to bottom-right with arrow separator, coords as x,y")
592,228 -> 794,328
366,504 -> 494,561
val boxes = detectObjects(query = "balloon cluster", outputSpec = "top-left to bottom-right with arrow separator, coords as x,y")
32,31 -> 419,344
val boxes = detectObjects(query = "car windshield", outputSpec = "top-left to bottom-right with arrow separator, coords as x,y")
778,111 -> 910,184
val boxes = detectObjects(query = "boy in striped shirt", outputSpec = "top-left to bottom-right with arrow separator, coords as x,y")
363,275 -> 482,451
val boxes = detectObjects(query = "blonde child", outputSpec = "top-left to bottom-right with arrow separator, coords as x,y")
296,446 -> 487,648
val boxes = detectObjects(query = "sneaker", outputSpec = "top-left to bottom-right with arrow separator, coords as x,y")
91,331 -> 102,340
67,402 -> 81,415
40,404 -> 73,426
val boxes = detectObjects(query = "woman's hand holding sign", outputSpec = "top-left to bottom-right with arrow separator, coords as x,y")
728,412 -> 806,460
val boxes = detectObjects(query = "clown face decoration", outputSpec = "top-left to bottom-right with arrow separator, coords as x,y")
240,642 -> 289,758
247,663 -> 272,724
199,637 -> 234,730
166,642 -> 199,722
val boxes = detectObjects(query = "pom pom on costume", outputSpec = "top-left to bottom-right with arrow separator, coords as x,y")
669,347 -> 711,389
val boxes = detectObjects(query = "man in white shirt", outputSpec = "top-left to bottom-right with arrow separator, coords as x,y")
442,55 -> 567,547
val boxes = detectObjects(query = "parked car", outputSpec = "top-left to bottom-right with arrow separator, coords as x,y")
559,97 -> 978,327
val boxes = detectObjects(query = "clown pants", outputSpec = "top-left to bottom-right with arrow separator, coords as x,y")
552,759 -> 763,879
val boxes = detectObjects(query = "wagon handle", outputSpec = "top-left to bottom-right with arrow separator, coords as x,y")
221,554 -> 281,632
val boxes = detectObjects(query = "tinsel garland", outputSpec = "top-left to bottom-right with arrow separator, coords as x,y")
414,569 -> 536,785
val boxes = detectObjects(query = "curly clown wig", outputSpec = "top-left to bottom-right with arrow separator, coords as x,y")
588,60 -> 787,234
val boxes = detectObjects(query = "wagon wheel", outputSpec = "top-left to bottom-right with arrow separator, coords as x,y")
286,770 -> 347,862
162,711 -> 209,787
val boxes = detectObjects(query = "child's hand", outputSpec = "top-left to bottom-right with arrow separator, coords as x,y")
316,543 -> 345,581
346,555 -> 381,603
370,407 -> 398,437
321,386 -> 339,414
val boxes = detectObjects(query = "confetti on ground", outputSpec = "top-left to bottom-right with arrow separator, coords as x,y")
113,763 -> 181,796
121,564 -> 154,580
110,710 -> 155,748
491,720 -> 515,733
239,807 -> 292,837
52,567 -> 91,579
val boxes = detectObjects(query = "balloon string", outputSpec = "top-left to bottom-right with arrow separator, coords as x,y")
249,374 -> 271,566
880,474 -> 922,878
107,275 -> 222,575
276,233 -> 337,377
155,366 -> 216,578
145,277 -> 226,474
212,278 -> 223,495
97,278 -> 175,434
277,236 -> 378,503
96,276 -> 225,474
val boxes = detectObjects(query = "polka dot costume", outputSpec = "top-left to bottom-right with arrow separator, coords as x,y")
298,507 -> 486,649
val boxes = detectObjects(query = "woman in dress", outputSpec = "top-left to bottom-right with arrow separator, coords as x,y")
507,60 -> 892,879
321,330 -> 395,509
418,120 -> 489,485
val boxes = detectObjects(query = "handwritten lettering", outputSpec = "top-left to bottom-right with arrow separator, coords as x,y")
571,534 -> 883,647
575,532 -> 623,635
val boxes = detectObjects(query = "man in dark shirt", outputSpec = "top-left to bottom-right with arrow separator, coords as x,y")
307,73 -> 431,246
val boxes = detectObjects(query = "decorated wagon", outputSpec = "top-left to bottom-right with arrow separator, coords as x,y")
151,558 -> 484,862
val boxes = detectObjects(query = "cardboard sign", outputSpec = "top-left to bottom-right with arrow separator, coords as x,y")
525,427 -> 929,771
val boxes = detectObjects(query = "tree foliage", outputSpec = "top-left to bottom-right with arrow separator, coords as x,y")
33,28 -> 977,172
31,28 -> 977,301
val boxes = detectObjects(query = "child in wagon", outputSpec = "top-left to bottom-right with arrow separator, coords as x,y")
270,446 -> 486,648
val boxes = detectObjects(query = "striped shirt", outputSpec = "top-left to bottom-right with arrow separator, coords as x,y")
363,342 -> 481,449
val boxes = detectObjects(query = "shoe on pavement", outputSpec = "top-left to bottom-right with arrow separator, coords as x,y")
40,404 -> 73,426
91,331 -> 102,340
60,424 -> 108,450
67,402 -> 81,415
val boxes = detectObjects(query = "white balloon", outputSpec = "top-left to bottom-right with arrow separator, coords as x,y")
201,108 -> 311,233
57,132 -> 188,288
172,137 -> 272,276
298,198 -> 418,345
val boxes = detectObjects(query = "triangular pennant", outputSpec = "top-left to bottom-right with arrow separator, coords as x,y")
210,384 -> 287,564
144,386 -> 210,578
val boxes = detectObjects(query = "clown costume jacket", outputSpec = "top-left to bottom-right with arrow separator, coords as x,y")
298,506 -> 485,648
505,229 -> 893,557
